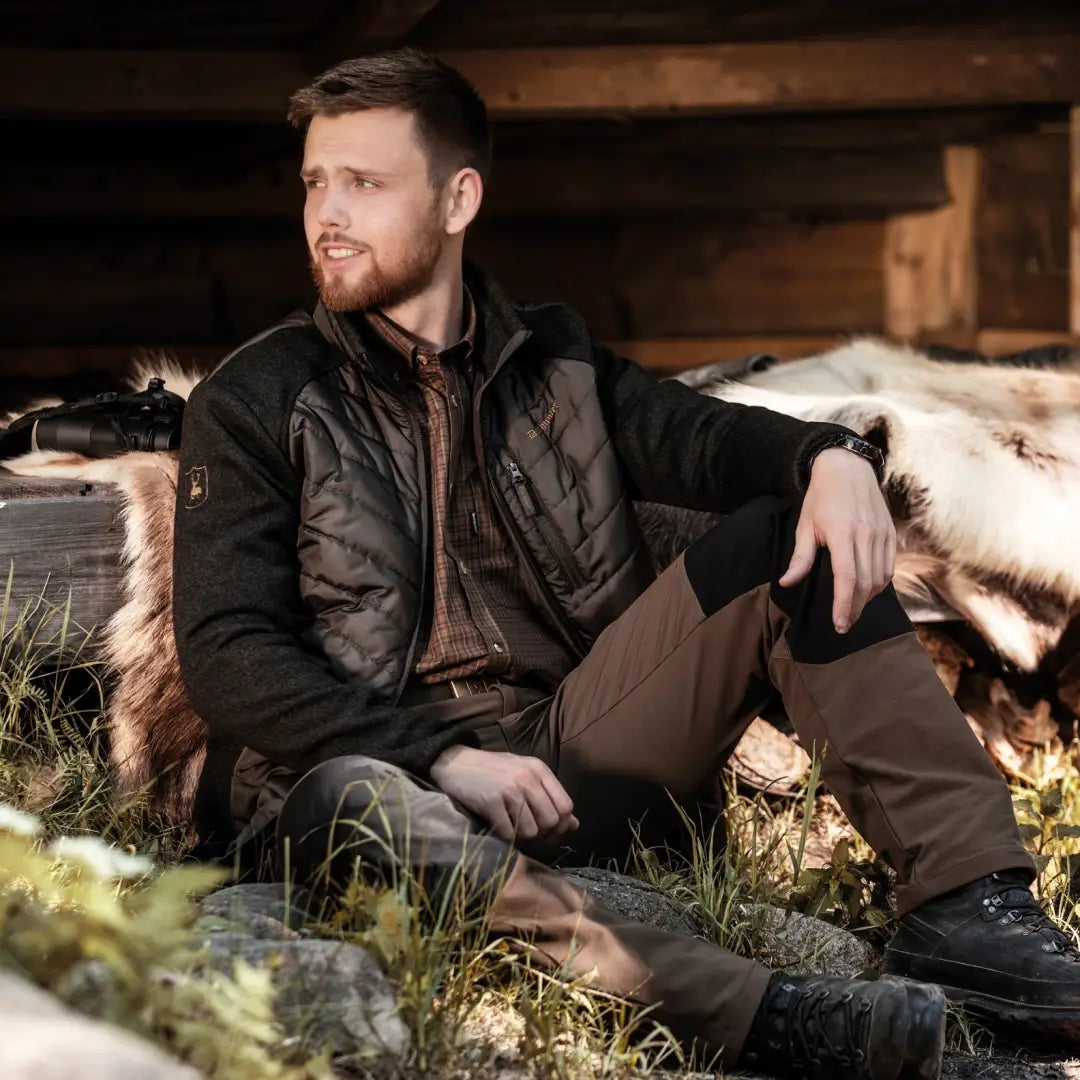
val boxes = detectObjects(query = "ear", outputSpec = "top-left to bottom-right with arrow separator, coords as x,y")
444,167 -> 483,236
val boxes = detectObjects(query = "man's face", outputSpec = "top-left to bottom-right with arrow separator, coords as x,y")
301,108 -> 446,312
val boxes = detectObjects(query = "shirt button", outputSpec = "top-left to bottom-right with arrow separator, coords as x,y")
492,642 -> 505,654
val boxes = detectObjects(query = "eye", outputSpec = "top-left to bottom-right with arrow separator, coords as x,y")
354,177 -> 378,189
303,178 -> 325,190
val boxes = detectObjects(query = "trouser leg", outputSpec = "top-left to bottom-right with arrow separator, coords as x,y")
273,754 -> 771,1067
508,495 -> 1032,915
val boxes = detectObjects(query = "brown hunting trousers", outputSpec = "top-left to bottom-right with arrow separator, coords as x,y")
251,495 -> 1033,1065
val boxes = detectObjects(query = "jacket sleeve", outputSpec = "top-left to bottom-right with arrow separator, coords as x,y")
171,378 -> 475,778
590,342 -> 857,512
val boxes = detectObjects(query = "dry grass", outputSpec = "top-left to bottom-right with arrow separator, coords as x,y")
2,581 -> 1080,1076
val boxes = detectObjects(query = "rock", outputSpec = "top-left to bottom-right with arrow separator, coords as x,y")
196,883 -> 317,939
748,904 -> 879,978
197,932 -> 409,1060
0,971 -> 198,1080
942,1054 -> 1080,1079
561,866 -> 700,938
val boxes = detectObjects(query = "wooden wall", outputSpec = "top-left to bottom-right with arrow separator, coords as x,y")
3,2 -> 1080,392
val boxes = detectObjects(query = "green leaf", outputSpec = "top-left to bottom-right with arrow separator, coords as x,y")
831,839 -> 851,869
1051,824 -> 1080,839
1018,823 -> 1043,842
1042,788 -> 1065,817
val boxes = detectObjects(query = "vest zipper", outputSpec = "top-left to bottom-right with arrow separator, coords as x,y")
471,329 -> 588,659
506,461 -> 587,592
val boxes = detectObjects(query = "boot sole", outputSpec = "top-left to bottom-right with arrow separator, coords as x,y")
887,954 -> 1080,1045
895,980 -> 947,1080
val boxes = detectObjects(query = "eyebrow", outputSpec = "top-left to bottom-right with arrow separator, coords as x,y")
299,165 -> 391,180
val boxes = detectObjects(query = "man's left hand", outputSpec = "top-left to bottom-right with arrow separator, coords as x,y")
777,447 -> 895,633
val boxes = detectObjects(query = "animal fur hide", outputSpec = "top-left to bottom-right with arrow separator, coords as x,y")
3,357 -> 204,826
675,338 -> 1080,674
4,339 -> 1080,826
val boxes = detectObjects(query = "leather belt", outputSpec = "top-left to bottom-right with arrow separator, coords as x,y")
400,677 -> 503,706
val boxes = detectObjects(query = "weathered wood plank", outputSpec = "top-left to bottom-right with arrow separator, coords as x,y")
884,146 -> 980,341
4,38 -> 1080,118
0,481 -> 124,651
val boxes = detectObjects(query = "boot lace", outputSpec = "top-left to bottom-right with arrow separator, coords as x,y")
768,982 -> 874,1072
984,884 -> 1080,960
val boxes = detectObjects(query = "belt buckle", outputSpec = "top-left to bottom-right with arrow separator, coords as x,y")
449,678 -> 500,698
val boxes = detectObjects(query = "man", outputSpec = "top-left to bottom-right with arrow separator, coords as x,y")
172,47 -> 1080,1080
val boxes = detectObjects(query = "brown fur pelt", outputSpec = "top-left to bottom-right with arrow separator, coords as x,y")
2,357 -> 205,825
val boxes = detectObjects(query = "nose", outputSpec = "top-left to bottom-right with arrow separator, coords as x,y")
315,182 -> 349,231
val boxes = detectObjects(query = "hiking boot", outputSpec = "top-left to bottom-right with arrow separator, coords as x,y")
884,869 -> 1080,1041
737,972 -> 946,1079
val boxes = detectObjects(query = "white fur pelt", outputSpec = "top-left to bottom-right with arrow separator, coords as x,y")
4,339 -> 1080,826
681,337 -> 1080,671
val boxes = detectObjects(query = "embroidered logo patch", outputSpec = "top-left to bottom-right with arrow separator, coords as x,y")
184,465 -> 209,509
527,399 -> 559,440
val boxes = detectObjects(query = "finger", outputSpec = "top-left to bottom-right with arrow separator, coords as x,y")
484,799 -> 517,843
530,759 -> 575,822
871,528 -> 888,597
779,519 -> 818,587
849,527 -> 874,625
505,792 -> 541,841
831,540 -> 857,632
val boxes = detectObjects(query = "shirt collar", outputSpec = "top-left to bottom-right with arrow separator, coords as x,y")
365,287 -> 477,372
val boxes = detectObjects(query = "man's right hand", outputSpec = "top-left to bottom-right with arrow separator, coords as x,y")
429,745 -> 579,844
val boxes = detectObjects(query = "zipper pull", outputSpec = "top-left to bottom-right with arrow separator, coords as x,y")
506,460 -> 538,515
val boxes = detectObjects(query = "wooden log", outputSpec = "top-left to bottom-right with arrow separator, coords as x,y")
1,274 -> 219,346
469,217 -> 885,337
884,146 -> 980,341
0,475 -> 123,653
444,38 -> 1080,118
4,38 -> 1080,119
4,146 -> 950,220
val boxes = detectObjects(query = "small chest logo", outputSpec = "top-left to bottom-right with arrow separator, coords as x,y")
527,400 -> 559,440
184,465 -> 209,509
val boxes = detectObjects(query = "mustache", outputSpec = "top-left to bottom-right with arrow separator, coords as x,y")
316,235 -> 367,249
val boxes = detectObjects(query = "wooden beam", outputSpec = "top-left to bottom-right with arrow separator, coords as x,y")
0,49 -> 308,120
468,217 -> 885,338
443,38 -> 1080,119
1071,105 -> 1080,334
486,147 -> 948,218
977,132 -> 1070,329
884,146 -> 980,341
3,146 -> 949,220
311,1 -> 445,67
4,38 -> 1080,119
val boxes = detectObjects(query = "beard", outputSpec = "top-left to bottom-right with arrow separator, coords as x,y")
309,213 -> 445,313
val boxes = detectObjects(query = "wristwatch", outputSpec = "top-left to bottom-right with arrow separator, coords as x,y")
805,432 -> 886,484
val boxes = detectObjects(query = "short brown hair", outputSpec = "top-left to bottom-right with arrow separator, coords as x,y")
288,47 -> 492,185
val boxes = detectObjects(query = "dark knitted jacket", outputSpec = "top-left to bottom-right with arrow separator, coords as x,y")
172,263 -> 853,843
